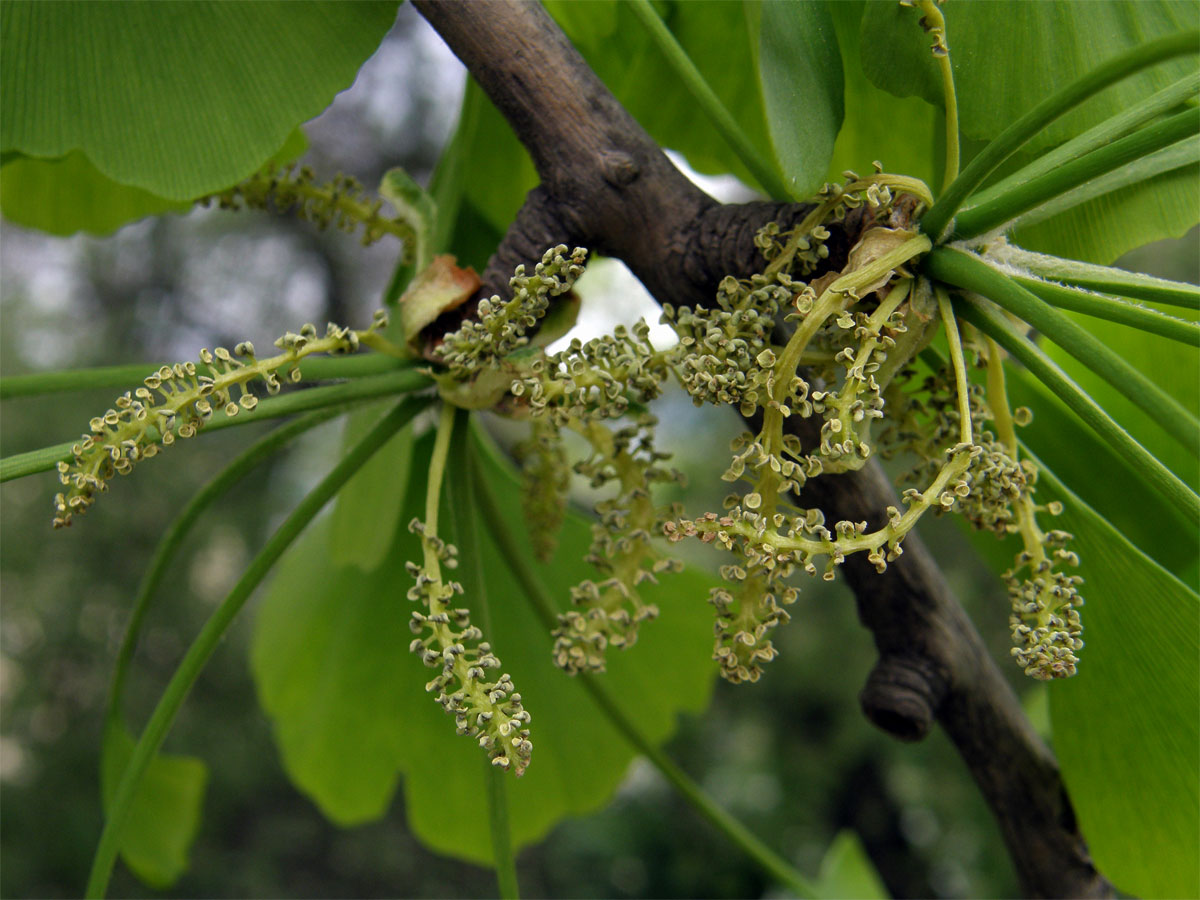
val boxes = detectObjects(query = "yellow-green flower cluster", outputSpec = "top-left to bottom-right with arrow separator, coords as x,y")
425,161 -> 1083,688
407,519 -> 532,775
438,245 -> 588,380
512,320 -> 670,423
552,416 -> 684,674
1007,528 -> 1084,680
513,417 -> 571,562
53,312 -> 389,528
661,173 -> 992,683
206,164 -> 412,247
885,350 -> 1084,679
660,273 -> 795,415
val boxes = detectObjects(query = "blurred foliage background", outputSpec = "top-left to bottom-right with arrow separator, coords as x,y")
1,6 -> 1195,898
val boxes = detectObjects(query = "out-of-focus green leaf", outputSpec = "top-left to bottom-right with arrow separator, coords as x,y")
252,430 -> 718,862
827,1 -> 939,188
1002,364 -> 1195,579
327,403 -> 414,572
100,724 -> 207,889
455,81 -> 538,235
466,0 -> 779,222
0,1 -> 396,200
547,0 -> 773,192
1034,462 -> 1199,900
858,0 -> 1198,261
0,129 -> 307,237
812,830 -> 889,899
1012,163 -> 1199,264
859,0 -> 1195,152
757,1 -> 843,198
0,151 -> 185,235
542,0 -> 619,43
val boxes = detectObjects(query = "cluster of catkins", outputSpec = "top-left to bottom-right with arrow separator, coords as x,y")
435,247 -> 683,675
406,520 -> 533,775
205,163 -> 409,247
430,173 -> 1081,694
882,348 -> 1083,679
54,312 -> 389,528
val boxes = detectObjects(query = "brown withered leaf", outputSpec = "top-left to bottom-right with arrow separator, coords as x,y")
399,255 -> 481,351
843,226 -> 917,298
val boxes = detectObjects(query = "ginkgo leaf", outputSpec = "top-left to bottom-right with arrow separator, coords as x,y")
252,430 -> 719,862
0,1 -> 397,200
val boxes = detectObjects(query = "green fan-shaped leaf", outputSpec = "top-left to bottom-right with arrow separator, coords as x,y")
327,402 -> 414,572
812,830 -> 888,900
100,724 -> 208,889
858,1 -> 1198,262
757,0 -> 843,198
252,431 -> 718,862
455,81 -> 538,235
0,1 -> 397,200
0,151 -> 185,235
1034,464 -> 1199,899
0,129 -> 307,237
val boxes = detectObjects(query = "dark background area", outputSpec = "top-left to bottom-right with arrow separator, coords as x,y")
2,6 -> 1195,898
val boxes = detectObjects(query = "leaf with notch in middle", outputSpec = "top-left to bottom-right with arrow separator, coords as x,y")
252,430 -> 718,861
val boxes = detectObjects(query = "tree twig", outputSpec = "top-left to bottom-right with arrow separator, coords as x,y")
413,2 -> 1111,895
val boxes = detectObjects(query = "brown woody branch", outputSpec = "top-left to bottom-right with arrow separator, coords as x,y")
413,2 -> 1110,896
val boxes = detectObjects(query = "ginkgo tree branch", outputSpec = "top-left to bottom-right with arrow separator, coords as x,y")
413,1 -> 1112,896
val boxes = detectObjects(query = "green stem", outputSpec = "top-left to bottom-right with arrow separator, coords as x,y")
953,293 -> 1199,526
982,243 -> 1200,309
1013,135 -> 1198,230
951,109 -> 1198,240
466,431 -> 816,898
1012,276 -> 1199,346
926,247 -> 1199,455
1,367 -> 430,482
0,354 -> 415,400
577,673 -> 816,898
425,403 -> 456,536
627,0 -> 791,199
451,413 -> 519,900
965,71 -> 1200,210
921,29 -> 1199,241
984,338 -> 1019,458
483,756 -> 518,899
914,0 -> 959,190
105,408 -> 343,733
936,286 -> 973,444
83,397 -> 429,899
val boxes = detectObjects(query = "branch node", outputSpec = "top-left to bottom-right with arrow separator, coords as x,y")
600,150 -> 640,187
859,655 -> 946,741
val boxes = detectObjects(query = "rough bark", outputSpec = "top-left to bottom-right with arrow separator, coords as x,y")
414,1 -> 1112,896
